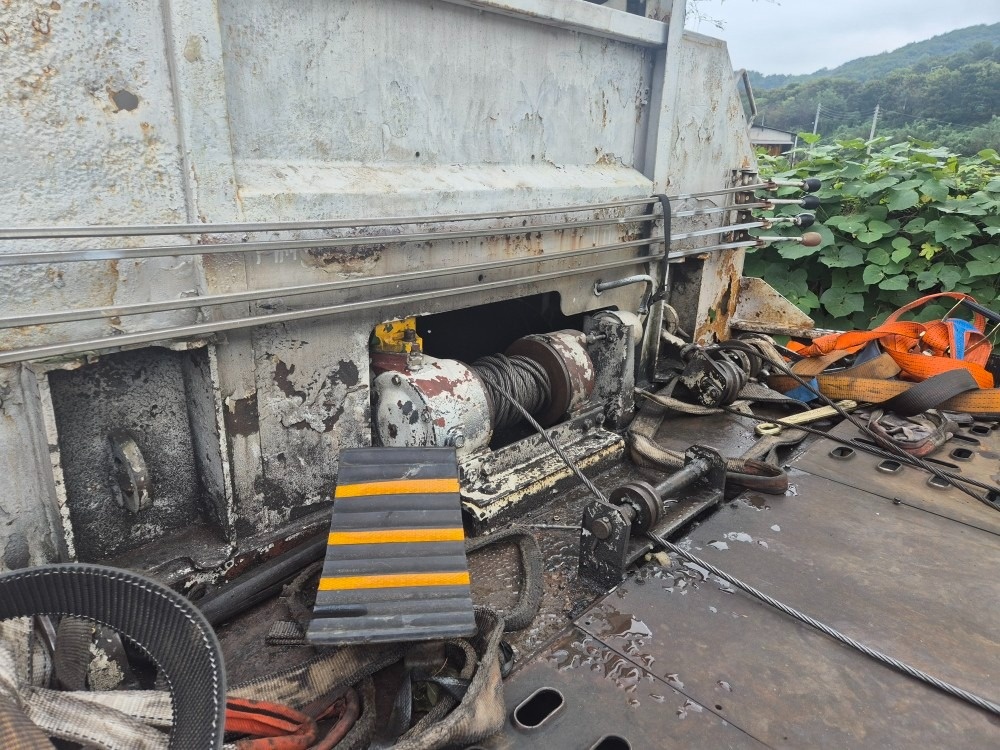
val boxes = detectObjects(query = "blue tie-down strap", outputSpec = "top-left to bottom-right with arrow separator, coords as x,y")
945,318 -> 980,361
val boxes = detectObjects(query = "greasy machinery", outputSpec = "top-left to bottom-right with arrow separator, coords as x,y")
0,1 -> 818,599
0,0 -> 736,584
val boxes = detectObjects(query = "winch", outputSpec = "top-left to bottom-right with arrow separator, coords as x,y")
371,327 -> 595,457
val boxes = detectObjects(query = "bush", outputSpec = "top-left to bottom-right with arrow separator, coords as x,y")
746,135 -> 1000,329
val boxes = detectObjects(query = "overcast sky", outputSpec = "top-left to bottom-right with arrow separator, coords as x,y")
686,0 -> 1000,75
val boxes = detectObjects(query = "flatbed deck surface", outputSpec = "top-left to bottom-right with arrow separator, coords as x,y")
482,413 -> 1000,748
215,412 -> 1000,747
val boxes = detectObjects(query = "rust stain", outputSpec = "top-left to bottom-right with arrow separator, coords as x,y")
225,395 -> 260,437
30,10 -> 51,36
273,360 -> 306,400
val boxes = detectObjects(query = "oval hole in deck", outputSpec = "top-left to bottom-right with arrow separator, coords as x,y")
513,687 -> 564,729
590,736 -> 632,750
927,475 -> 950,489
950,448 -> 974,461
877,460 -> 902,474
830,446 -> 854,460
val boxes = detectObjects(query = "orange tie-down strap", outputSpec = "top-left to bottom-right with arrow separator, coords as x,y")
787,292 -> 995,388
770,354 -> 1000,415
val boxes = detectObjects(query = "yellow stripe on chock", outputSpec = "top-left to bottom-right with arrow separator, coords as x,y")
335,478 -> 460,498
318,571 -> 471,591
327,528 -> 465,545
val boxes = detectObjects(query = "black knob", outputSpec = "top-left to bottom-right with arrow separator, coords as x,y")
795,213 -> 815,228
802,177 -> 821,193
799,194 -> 821,210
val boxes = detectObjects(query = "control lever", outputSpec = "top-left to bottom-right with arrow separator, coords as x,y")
764,194 -> 821,210
766,177 -> 821,193
579,446 -> 726,587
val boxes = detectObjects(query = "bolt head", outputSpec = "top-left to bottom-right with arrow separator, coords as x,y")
391,374 -> 402,386
592,517 -> 613,540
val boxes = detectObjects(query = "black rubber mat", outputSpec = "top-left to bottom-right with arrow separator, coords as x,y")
307,447 -> 477,645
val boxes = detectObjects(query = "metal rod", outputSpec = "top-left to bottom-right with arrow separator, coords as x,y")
0,185 -> 774,242
0,215 -> 658,267
667,239 -> 758,259
653,457 -> 710,496
670,221 -> 761,241
671,202 -> 767,218
593,274 -> 655,313
0,252 -> 662,365
0,198 -> 660,241
0,238 -> 654,329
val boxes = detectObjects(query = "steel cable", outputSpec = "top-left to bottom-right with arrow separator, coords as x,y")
505,370 -> 1000,719
646,531 -> 1000,718
472,354 -> 552,431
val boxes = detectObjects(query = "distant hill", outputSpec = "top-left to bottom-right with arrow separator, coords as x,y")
748,23 -> 1000,90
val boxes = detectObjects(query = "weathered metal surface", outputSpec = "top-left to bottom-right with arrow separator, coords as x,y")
572,473 -> 1000,747
481,626 -> 763,748
0,0 -> 762,567
506,330 -> 596,426
793,419 -> 1000,537
372,354 -> 493,458
462,411 -> 624,532
585,311 -> 639,429
44,347 -> 222,561
730,276 -> 817,337
441,0 -> 669,46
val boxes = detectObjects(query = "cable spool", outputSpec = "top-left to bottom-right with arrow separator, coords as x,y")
472,354 -> 553,430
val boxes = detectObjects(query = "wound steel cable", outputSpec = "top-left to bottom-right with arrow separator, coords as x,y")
472,354 -> 552,431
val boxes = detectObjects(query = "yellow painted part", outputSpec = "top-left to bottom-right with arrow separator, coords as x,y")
372,317 -> 423,353
328,527 -> 465,545
335,478 -> 460,497
318,571 -> 470,590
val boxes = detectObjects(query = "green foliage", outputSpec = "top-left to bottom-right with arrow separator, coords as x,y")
744,139 -> 1000,328
752,36 -> 1000,155
748,24 -> 1000,90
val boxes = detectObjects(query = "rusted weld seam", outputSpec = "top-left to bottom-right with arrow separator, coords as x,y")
0,238 -> 654,329
0,252 -> 664,365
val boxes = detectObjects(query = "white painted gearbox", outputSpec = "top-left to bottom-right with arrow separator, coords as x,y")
372,355 -> 493,458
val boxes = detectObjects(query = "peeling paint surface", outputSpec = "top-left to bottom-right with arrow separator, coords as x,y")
0,1 -> 756,564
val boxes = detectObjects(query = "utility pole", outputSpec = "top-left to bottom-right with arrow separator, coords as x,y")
868,103 -> 880,141
867,103 -> 880,154
812,101 -> 822,134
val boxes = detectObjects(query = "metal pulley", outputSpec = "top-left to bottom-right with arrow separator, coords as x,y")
676,344 -> 750,408
580,446 -> 726,587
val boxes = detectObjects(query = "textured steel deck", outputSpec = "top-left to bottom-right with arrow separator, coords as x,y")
482,414 -> 1000,748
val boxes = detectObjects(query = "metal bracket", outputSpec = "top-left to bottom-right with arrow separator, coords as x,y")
579,445 -> 726,588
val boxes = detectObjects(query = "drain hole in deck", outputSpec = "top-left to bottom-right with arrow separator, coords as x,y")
589,736 -> 631,750
927,475 -> 950,489
829,446 -> 854,460
513,687 -> 564,729
877,460 -> 903,474
970,424 -> 992,436
950,447 -> 974,461
951,433 -> 980,445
